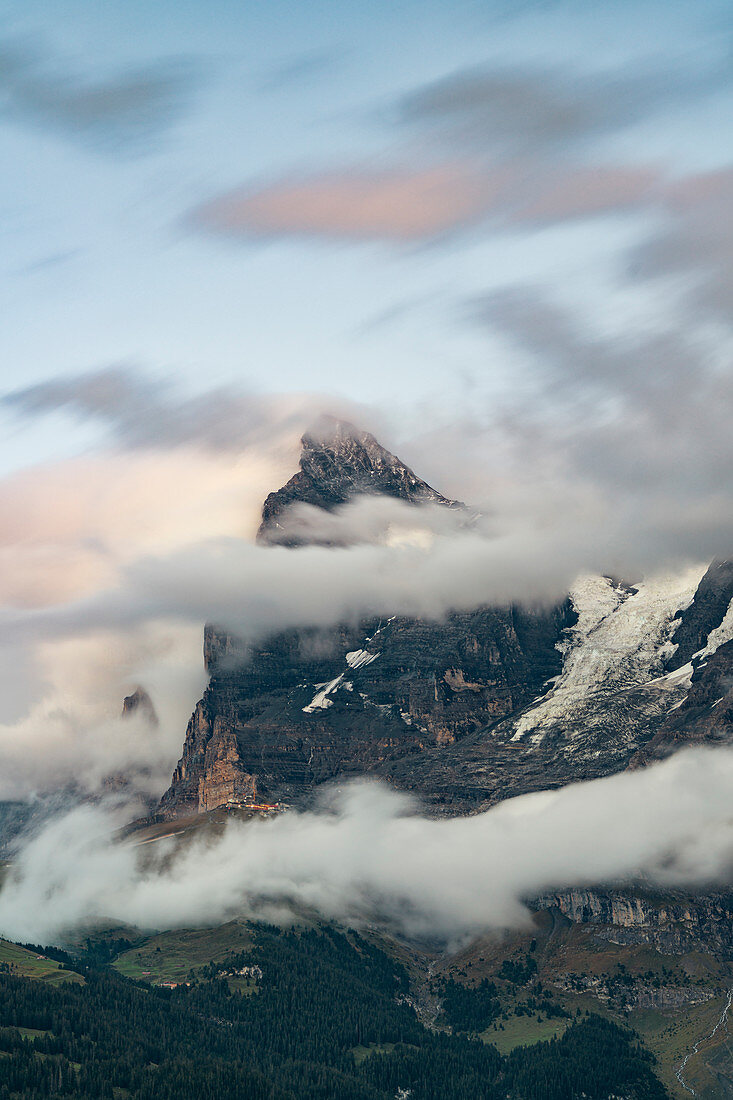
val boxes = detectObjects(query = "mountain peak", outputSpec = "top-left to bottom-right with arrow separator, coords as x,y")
257,417 -> 460,545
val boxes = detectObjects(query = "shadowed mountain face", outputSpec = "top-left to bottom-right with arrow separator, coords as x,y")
158,423 -> 733,821
257,417 -> 461,546
158,603 -> 572,817
158,421 -> 573,818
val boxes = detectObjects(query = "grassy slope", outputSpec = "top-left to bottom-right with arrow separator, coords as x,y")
112,920 -> 252,985
0,939 -> 84,986
482,1014 -> 568,1053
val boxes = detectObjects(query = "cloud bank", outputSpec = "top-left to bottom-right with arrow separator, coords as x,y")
1,748 -> 733,946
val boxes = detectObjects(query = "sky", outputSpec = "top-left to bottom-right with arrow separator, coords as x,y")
2,0 -> 733,472
1,0 -> 733,806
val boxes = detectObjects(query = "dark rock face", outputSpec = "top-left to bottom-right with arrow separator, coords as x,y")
122,687 -> 158,726
159,603 -> 572,817
159,420 -> 573,818
631,637 -> 733,766
666,559 -> 733,670
669,637 -> 733,741
257,417 -> 460,545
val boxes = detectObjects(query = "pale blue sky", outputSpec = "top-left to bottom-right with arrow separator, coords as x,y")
2,0 -> 732,472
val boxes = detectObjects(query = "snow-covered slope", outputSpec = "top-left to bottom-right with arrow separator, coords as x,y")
511,567 -> 707,744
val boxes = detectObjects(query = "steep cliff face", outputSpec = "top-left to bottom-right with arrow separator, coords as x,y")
159,601 -> 572,816
534,888 -> 733,956
158,701 -> 257,817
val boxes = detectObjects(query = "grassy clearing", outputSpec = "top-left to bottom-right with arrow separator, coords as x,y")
113,921 -> 252,985
351,1042 -> 398,1065
0,940 -> 84,986
16,1027 -> 51,1040
481,1014 -> 568,1053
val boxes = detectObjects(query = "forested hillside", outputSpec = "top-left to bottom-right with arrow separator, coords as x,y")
0,924 -> 668,1099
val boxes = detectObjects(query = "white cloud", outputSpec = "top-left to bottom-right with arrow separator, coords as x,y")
1,748 -> 732,945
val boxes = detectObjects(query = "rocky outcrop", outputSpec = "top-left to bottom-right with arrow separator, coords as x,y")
534,888 -> 733,955
196,717 -> 257,813
122,687 -> 158,726
257,417 -> 460,545
158,701 -> 257,817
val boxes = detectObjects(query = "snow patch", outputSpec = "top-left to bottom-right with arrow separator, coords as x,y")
346,650 -> 379,670
511,566 -> 706,742
303,674 -> 344,713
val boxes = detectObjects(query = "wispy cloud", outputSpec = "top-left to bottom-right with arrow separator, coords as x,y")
0,37 -> 200,154
190,160 -> 665,244
190,164 -> 494,242
399,59 -> 729,153
2,365 -> 323,452
189,51 -> 729,246
257,47 -> 345,93
633,167 -> 733,325
470,282 -> 733,561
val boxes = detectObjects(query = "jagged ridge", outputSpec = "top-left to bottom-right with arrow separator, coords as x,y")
257,416 -> 460,545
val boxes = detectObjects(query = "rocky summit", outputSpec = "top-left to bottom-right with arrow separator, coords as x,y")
158,424 -> 733,820
257,415 -> 461,545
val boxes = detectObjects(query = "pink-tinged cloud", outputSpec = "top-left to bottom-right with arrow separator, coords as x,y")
191,160 -> 668,244
513,165 -> 662,224
664,167 -> 733,210
192,164 -> 494,242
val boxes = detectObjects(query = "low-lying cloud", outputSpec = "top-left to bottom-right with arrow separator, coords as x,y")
1,748 -> 732,946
